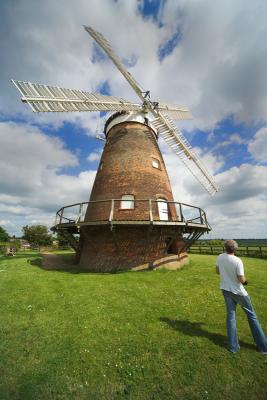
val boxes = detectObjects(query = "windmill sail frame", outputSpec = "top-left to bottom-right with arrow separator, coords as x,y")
11,26 -> 219,195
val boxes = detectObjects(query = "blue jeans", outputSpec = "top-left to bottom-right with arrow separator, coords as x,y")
222,290 -> 267,353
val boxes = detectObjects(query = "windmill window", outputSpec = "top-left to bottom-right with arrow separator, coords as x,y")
152,158 -> 160,169
120,195 -> 135,209
99,162 -> 103,171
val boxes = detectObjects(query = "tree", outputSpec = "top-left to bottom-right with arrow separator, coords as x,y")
22,225 -> 53,248
209,239 -> 224,246
0,226 -> 9,242
56,232 -> 70,248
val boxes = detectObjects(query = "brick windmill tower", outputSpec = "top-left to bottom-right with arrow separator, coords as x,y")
12,26 -> 218,271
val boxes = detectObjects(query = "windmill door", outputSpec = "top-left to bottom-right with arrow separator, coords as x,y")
158,198 -> 169,221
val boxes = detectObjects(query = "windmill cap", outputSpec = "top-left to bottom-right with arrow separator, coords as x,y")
104,111 -> 158,137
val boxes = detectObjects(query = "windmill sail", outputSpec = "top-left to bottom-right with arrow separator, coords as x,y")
84,27 -> 193,120
11,80 -> 143,113
12,26 -> 218,195
84,26 -> 146,102
152,113 -> 218,195
156,103 -> 193,120
84,27 -> 218,195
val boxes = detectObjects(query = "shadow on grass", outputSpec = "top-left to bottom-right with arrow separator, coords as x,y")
0,252 -> 40,261
160,317 -> 256,350
27,258 -> 43,267
27,257 -> 83,274
27,254 -> 141,275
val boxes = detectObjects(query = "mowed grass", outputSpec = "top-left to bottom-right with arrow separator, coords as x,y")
0,253 -> 267,400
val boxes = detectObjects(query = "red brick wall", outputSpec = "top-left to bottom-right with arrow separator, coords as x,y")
85,121 -> 175,222
79,225 -> 187,272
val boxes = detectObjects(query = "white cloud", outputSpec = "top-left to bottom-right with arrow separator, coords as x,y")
87,148 -> 102,162
1,0 -> 267,132
0,121 -> 77,196
158,0 -> 267,129
212,133 -> 247,151
248,127 -> 267,163
0,121 -> 77,167
160,138 -> 224,202
0,219 -> 15,227
0,121 -> 96,235
163,153 -> 267,238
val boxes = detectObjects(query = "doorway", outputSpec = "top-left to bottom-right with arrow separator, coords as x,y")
158,198 -> 168,221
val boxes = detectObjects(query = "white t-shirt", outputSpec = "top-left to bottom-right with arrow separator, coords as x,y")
216,253 -> 248,296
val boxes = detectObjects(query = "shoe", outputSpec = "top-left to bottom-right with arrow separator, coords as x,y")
261,352 -> 267,355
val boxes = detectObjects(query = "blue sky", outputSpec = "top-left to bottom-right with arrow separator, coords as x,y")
0,0 -> 267,238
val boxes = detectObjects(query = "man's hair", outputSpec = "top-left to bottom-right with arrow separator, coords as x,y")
224,239 -> 238,253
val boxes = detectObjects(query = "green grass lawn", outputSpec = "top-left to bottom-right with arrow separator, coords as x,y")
0,252 -> 267,400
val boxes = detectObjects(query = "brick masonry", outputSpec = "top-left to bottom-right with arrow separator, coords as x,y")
79,225 -> 188,272
78,119 -> 188,271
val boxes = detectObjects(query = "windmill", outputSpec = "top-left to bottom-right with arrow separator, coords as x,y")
12,26 -> 218,271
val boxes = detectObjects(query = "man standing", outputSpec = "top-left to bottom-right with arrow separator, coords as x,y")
216,239 -> 267,354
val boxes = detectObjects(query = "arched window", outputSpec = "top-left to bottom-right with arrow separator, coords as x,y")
120,195 -> 135,209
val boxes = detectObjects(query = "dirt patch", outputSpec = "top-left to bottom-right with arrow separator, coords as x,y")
42,253 -> 74,270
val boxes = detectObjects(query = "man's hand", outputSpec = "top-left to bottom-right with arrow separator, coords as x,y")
238,275 -> 247,284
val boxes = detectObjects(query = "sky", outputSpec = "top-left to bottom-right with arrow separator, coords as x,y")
0,0 -> 267,239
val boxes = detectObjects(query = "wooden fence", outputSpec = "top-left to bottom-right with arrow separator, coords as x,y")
188,245 -> 267,259
0,244 -> 72,255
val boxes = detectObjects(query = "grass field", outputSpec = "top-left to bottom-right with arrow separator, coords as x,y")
0,252 -> 267,399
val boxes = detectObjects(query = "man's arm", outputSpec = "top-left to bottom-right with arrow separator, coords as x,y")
236,259 -> 247,284
237,275 -> 247,284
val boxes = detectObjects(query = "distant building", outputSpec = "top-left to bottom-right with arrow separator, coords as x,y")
19,239 -> 31,249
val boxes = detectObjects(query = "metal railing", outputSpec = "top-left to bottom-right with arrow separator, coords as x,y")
54,199 -> 210,228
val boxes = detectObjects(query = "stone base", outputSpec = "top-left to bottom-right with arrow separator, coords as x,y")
77,225 -> 188,272
132,254 -> 189,271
